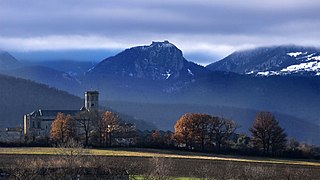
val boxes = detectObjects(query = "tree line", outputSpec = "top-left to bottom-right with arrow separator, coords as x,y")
50,110 -> 135,148
172,112 -> 290,155
22,110 -> 318,159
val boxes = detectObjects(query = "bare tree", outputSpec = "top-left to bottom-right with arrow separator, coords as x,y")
52,139 -> 90,179
250,111 -> 287,155
209,117 -> 237,150
191,113 -> 211,151
76,110 -> 99,147
144,157 -> 173,180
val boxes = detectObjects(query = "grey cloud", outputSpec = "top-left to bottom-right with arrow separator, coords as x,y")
1,0 -> 320,36
0,0 -> 320,59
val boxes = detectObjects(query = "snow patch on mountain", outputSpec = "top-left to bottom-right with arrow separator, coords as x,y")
188,69 -> 194,76
309,56 -> 320,61
161,70 -> 172,79
140,41 -> 174,51
287,52 -> 304,57
208,46 -> 320,77
257,71 -> 280,76
281,61 -> 320,73
87,66 -> 95,72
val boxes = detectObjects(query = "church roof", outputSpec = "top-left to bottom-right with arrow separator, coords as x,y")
28,109 -> 80,117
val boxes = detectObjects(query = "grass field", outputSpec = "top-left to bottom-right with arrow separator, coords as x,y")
0,147 -> 319,179
0,147 -> 319,167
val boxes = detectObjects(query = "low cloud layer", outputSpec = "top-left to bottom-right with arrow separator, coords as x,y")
1,0 -> 320,64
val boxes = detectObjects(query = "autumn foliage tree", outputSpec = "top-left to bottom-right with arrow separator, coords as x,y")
191,114 -> 212,150
250,111 -> 287,155
173,113 -> 194,149
100,111 -> 120,147
51,113 -> 77,144
174,113 -> 236,151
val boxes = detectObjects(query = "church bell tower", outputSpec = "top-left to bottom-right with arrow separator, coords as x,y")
85,91 -> 99,110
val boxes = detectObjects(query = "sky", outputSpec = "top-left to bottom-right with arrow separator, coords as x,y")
1,0 -> 320,65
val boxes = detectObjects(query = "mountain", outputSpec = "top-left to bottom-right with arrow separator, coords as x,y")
28,60 -> 96,77
0,50 -> 21,71
4,65 -> 83,95
0,52 -> 83,95
83,41 -> 210,104
206,45 -> 320,76
180,72 -> 320,127
80,41 -> 320,144
87,41 -> 208,80
0,73 -> 83,128
1,43 -> 319,143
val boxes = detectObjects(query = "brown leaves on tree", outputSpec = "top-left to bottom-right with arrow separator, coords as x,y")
100,111 -> 121,146
50,113 -> 77,144
174,113 -> 236,150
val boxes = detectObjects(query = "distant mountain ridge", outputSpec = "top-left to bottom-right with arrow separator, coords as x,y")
0,50 -> 21,71
28,60 -> 96,77
87,41 -> 209,80
4,65 -> 82,94
206,45 -> 320,76
1,43 -> 320,144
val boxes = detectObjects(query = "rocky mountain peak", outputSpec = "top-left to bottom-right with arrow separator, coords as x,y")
87,41 -> 206,80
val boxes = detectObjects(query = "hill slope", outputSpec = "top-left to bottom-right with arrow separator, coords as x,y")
206,45 -> 320,76
0,74 -> 83,127
107,101 -> 320,144
4,65 -> 82,94
0,50 -> 21,71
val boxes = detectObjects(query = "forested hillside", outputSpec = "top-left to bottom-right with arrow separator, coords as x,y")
0,74 -> 82,127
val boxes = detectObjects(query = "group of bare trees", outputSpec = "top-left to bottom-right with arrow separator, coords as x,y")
50,110 -> 123,147
173,113 -> 237,151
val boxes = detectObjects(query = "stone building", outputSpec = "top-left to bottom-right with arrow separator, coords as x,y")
24,109 -> 80,140
23,91 -> 99,140
85,91 -> 99,110
0,127 -> 23,142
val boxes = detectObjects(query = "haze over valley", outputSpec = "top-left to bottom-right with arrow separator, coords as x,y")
0,41 -> 319,144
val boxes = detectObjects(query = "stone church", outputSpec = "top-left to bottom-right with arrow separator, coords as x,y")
23,91 -> 99,140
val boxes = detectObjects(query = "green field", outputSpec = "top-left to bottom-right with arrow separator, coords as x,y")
0,147 -> 319,167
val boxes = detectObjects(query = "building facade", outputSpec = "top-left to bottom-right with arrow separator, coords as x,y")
24,109 -> 80,140
24,91 -> 99,140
